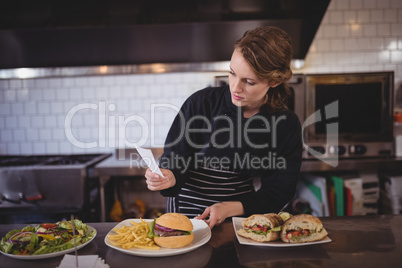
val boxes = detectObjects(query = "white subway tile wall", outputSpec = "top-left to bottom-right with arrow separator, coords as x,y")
300,0 -> 402,84
1,0 -> 402,155
0,72 -> 223,154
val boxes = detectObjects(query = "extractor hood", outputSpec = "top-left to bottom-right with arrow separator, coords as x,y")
0,0 -> 330,70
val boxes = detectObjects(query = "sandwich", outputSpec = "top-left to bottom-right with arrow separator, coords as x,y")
280,214 -> 328,243
149,213 -> 194,248
237,213 -> 284,242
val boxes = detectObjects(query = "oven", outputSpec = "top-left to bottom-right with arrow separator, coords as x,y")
0,153 -> 111,224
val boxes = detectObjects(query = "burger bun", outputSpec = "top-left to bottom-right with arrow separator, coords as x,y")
155,213 -> 193,231
154,213 -> 194,248
154,232 -> 194,249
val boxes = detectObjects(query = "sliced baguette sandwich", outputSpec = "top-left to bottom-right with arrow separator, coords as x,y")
237,213 -> 284,242
280,214 -> 328,243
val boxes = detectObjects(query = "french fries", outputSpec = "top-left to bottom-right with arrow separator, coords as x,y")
107,219 -> 160,250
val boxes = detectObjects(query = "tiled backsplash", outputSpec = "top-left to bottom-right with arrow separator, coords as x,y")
1,0 -> 402,155
299,0 -> 402,89
0,72 -> 224,154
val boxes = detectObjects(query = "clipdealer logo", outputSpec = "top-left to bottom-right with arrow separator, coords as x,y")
64,101 -> 283,149
63,102 -> 178,153
302,101 -> 339,167
64,101 -> 285,165
64,100 -> 339,167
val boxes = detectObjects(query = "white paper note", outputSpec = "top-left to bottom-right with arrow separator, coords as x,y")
57,254 -> 109,268
136,148 -> 164,177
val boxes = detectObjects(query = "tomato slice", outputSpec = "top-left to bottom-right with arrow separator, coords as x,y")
41,223 -> 56,229
248,226 -> 270,233
286,230 -> 302,240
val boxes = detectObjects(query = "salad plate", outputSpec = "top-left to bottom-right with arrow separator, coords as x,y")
233,217 -> 331,247
0,226 -> 96,260
105,219 -> 211,257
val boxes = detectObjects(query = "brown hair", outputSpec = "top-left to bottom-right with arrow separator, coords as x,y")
234,26 -> 293,112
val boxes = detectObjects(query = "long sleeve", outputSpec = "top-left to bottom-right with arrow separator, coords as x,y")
239,111 -> 303,215
159,89 -> 213,197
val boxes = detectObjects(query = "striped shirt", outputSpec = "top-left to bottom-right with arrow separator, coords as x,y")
166,165 -> 254,217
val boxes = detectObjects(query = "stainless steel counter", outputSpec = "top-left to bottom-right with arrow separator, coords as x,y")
0,215 -> 401,268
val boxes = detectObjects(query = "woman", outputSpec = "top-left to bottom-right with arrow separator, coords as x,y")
145,26 -> 302,229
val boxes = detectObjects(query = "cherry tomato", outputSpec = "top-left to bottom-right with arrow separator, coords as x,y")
41,223 -> 56,229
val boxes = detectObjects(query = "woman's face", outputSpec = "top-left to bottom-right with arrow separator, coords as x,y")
229,49 -> 273,115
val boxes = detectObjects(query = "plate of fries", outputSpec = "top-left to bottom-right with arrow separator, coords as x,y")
105,218 -> 211,257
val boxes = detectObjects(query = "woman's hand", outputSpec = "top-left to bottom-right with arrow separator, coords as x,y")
145,168 -> 176,191
195,201 -> 244,229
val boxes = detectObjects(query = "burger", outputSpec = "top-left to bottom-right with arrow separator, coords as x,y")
149,213 -> 194,248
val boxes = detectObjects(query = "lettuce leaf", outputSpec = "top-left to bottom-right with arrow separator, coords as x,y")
57,220 -> 88,233
0,230 -> 21,253
0,239 -> 13,254
148,219 -> 157,238
33,236 -> 82,255
25,233 -> 39,254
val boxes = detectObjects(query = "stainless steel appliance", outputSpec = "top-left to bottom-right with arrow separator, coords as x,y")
303,71 -> 394,159
0,153 -> 111,224
215,71 -> 396,160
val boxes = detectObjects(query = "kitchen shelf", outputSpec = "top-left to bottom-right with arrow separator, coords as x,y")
300,157 -> 402,173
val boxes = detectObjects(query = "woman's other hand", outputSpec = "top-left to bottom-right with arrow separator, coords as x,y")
195,201 -> 244,229
145,168 -> 176,191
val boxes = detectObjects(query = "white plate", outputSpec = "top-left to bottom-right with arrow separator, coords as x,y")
233,217 -> 331,247
0,226 -> 97,260
105,218 -> 211,257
